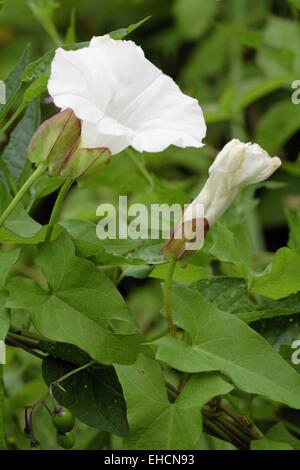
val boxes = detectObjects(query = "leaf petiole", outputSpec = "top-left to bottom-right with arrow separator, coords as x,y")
163,258 -> 177,336
45,176 -> 73,241
0,158 -> 18,196
0,163 -> 47,228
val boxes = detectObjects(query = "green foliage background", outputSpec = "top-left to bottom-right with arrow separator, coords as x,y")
1,0 -> 300,451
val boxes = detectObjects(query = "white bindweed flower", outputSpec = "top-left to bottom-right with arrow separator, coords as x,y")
183,139 -> 282,226
48,35 -> 206,156
162,139 -> 281,259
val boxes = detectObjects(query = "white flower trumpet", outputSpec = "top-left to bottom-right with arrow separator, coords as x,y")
48,35 -> 206,156
163,139 -> 281,259
183,139 -> 282,227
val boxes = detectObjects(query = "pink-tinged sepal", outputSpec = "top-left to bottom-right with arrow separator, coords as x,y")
27,109 -> 81,175
161,217 -> 209,260
59,146 -> 111,186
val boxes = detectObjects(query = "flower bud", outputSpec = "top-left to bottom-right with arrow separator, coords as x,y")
27,109 -> 111,183
162,139 -> 281,259
184,139 -> 281,227
27,109 -> 81,176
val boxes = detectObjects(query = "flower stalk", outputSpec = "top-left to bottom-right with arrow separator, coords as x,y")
163,258 -> 177,336
0,163 -> 46,228
127,148 -> 154,187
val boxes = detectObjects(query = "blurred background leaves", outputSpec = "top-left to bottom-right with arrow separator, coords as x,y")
1,0 -> 300,450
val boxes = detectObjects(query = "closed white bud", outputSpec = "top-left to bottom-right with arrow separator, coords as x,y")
184,139 -> 281,226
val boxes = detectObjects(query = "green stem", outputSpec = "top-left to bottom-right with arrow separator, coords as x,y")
166,383 -> 258,449
225,393 -> 244,415
147,328 -> 169,342
216,415 -> 250,446
9,326 -> 56,345
7,332 -> 39,348
220,403 -> 260,440
45,176 -> 73,241
7,330 -> 57,358
52,360 -> 95,387
281,420 -> 300,437
203,416 -> 238,447
127,148 -> 154,187
5,337 -> 45,360
0,164 -> 46,228
212,416 -> 249,450
0,158 -> 18,196
25,360 -> 96,445
166,382 -> 178,402
0,105 -> 24,135
163,258 -> 177,336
